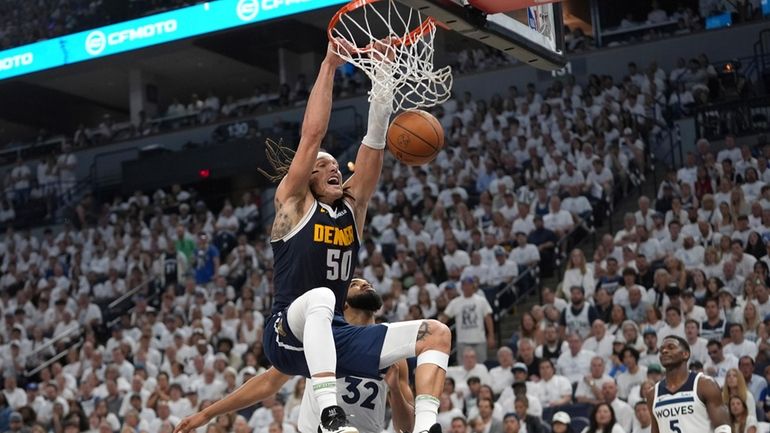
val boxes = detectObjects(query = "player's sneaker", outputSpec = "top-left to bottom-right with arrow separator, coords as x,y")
318,405 -> 358,433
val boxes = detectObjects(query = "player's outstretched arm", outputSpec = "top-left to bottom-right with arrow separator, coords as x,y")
275,41 -> 346,204
386,359 -> 415,433
699,375 -> 732,433
344,39 -> 394,233
173,367 -> 291,433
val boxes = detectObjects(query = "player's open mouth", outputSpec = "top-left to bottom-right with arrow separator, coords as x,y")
327,177 -> 340,186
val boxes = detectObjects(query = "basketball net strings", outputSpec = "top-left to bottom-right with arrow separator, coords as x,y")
331,0 -> 453,111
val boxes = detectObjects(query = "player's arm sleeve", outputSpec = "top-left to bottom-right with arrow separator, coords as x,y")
201,367 -> 291,419
698,374 -> 731,429
275,58 -> 337,202
388,359 -> 415,433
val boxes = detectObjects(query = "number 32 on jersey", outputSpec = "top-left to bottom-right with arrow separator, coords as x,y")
341,377 -> 379,410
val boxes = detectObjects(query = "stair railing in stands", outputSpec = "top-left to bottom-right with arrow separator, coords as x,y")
25,339 -> 84,378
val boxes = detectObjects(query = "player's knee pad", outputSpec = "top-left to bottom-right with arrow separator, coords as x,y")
417,350 -> 449,372
307,287 -> 335,308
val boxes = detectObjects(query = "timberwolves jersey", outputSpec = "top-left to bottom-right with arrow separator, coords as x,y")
652,372 -> 711,433
271,199 -> 359,315
298,376 -> 387,433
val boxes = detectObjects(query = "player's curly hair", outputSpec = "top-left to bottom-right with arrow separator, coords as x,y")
258,138 -> 295,183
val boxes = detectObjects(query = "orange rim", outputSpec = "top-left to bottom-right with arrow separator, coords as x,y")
327,0 -> 436,55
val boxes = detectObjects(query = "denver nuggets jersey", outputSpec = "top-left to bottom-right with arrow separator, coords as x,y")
653,372 -> 711,433
271,199 -> 359,315
298,376 -> 388,433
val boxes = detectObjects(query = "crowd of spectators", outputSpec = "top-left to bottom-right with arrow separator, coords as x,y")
596,0 -> 766,49
0,33 -> 769,433
0,50 -> 715,433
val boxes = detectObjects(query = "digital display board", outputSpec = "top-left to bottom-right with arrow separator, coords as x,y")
0,0 -> 348,81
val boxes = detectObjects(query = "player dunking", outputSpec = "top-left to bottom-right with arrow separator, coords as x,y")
646,336 -> 731,433
214,39 -> 450,433
174,279 -> 414,433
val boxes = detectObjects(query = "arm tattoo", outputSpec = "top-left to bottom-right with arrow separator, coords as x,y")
271,200 -> 301,240
416,321 -> 431,341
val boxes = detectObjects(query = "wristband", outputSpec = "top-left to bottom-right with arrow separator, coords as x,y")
714,424 -> 731,433
361,61 -> 394,150
361,96 -> 392,150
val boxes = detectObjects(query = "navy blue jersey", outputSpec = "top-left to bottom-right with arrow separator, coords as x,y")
271,199 -> 359,315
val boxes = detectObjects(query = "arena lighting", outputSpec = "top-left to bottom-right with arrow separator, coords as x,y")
0,0 -> 349,81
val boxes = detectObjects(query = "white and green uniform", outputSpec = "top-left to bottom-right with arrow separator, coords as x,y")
652,372 -> 711,433
299,376 -> 388,433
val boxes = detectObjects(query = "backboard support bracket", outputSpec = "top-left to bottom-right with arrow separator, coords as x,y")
394,0 -> 567,71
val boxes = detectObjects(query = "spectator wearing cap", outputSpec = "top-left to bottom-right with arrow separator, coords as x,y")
551,411 -> 574,433
489,347 -> 515,395
527,215 -> 557,277
560,285 -> 598,340
6,411 -> 25,433
501,413 -> 520,433
575,356 -> 613,405
440,277 -> 495,363
487,247 -> 519,290
640,328 -> 661,367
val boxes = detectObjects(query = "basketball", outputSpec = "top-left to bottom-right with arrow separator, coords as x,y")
386,110 -> 445,166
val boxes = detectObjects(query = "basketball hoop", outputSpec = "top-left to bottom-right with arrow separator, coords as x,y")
328,0 -> 453,111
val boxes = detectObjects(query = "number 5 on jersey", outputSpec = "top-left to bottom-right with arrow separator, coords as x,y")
670,420 -> 681,433
326,249 -> 352,281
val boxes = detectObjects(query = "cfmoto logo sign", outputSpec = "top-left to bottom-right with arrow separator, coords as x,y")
0,52 -> 33,71
85,31 -> 107,55
84,20 -> 178,56
237,0 -> 260,21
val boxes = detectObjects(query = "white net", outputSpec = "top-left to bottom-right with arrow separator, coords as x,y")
328,0 -> 453,111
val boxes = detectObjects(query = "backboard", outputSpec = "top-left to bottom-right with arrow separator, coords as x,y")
394,0 -> 567,71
